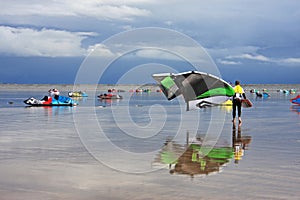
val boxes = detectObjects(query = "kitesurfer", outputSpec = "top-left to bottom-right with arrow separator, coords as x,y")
232,81 -> 246,125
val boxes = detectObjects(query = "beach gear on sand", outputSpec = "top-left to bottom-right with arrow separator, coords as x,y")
98,93 -> 123,99
290,95 -> 300,105
68,91 -> 88,97
241,99 -> 253,108
24,95 -> 77,106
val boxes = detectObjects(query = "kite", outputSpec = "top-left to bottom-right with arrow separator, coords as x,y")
152,71 -> 234,110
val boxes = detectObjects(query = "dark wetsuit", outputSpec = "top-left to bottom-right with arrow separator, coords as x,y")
232,85 -> 246,119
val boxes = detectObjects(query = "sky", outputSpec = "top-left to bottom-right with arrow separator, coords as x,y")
0,0 -> 299,84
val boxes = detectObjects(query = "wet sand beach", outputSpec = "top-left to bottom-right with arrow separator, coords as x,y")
0,84 -> 299,199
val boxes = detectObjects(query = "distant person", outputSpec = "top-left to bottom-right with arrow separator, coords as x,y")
232,81 -> 246,125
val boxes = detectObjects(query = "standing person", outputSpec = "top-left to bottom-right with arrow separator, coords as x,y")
232,81 -> 246,125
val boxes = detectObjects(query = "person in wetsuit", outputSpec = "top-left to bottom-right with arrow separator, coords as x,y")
49,88 -> 60,100
232,81 -> 246,125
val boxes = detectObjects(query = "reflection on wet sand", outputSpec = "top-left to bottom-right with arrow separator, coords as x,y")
232,125 -> 252,164
71,96 -> 88,103
98,98 -> 122,107
290,105 -> 300,115
25,105 -> 73,113
154,127 -> 252,178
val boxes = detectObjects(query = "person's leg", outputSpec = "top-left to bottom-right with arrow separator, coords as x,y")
232,99 -> 237,123
237,100 -> 242,124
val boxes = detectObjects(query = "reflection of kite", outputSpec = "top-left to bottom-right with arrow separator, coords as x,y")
154,139 -> 233,177
154,129 -> 252,177
290,105 -> 300,115
152,71 -> 234,110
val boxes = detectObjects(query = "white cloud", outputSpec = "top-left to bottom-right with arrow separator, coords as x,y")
84,0 -> 155,5
69,3 -> 151,21
164,21 -> 174,26
0,0 -> 151,21
217,59 -> 241,65
214,46 -> 300,66
228,53 -> 270,62
134,48 -> 180,60
121,25 -> 135,31
0,25 -> 227,61
278,57 -> 300,66
87,43 -> 116,57
208,46 -> 259,58
281,58 -> 300,64
0,26 -> 96,57
209,46 -> 272,65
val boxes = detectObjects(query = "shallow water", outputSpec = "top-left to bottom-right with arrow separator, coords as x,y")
0,87 -> 299,199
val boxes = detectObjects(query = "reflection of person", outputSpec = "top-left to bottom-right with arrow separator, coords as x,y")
232,81 -> 246,125
232,124 -> 252,164
232,124 -> 243,164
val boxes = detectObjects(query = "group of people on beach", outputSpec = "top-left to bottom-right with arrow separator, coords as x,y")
43,83 -> 247,125
40,88 -> 60,103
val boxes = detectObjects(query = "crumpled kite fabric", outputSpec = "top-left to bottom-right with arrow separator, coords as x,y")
152,71 -> 234,110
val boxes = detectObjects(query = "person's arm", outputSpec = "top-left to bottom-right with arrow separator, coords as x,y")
242,93 -> 246,99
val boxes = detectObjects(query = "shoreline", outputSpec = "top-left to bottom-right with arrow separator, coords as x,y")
0,83 -> 299,92
0,84 -> 160,92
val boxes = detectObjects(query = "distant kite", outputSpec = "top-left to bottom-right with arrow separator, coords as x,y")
152,71 -> 234,110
